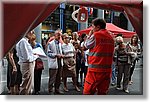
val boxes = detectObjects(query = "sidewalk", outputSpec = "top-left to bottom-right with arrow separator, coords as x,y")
1,58 -> 143,95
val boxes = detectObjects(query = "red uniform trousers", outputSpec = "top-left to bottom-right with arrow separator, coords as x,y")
83,70 -> 111,95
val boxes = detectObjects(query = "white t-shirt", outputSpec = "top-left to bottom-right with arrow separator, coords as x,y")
81,42 -> 89,66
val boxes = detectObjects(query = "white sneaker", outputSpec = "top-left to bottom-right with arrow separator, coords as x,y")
116,87 -> 122,90
129,81 -> 133,85
124,89 -> 129,93
111,83 -> 116,86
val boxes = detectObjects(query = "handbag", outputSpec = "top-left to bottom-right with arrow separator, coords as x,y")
35,58 -> 44,70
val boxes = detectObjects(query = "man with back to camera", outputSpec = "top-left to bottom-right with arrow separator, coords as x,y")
16,30 -> 36,95
83,18 -> 114,95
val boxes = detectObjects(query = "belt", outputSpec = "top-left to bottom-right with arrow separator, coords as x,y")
23,61 -> 33,63
65,56 -> 74,58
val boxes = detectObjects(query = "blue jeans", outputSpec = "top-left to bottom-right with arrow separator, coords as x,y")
111,62 -> 116,84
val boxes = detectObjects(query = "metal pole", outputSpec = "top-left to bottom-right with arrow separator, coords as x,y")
60,3 -> 65,33
78,23 -> 81,31
60,9 -> 64,32
110,11 -> 114,23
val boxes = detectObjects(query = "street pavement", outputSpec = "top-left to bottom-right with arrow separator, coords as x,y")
1,58 -> 143,95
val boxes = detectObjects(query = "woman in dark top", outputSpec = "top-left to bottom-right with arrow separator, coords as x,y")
127,34 -> 142,85
7,48 -> 22,94
73,42 -> 82,87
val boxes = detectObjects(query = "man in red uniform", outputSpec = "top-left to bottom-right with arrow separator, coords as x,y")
83,18 -> 114,95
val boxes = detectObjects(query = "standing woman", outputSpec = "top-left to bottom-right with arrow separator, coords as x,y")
7,47 -> 22,95
70,32 -> 80,44
62,34 -> 80,92
29,33 -> 45,95
74,42 -> 82,87
115,36 -> 135,93
128,34 -> 141,85
80,33 -> 89,86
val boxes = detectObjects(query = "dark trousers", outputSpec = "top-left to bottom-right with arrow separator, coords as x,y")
117,63 -> 130,90
7,67 -> 10,90
48,59 -> 62,92
84,66 -> 88,78
129,60 -> 136,81
80,62 -> 88,82
34,69 -> 42,92
76,64 -> 80,85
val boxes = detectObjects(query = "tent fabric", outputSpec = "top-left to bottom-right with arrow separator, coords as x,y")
3,3 -> 59,56
78,23 -> 136,38
122,2 -> 143,42
3,1 -> 143,56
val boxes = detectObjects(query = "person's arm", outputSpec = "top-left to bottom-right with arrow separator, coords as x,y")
47,43 -> 57,58
63,49 -> 74,55
83,34 -> 96,50
8,50 -> 17,73
126,44 -> 136,55
80,42 -> 85,62
137,43 -> 142,54
88,29 -> 94,37
19,40 -> 30,62
114,46 -> 119,67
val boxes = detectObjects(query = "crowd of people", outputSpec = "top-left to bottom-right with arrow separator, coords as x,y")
5,18 -> 142,95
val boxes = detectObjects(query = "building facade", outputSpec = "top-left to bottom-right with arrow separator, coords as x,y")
35,3 -> 134,45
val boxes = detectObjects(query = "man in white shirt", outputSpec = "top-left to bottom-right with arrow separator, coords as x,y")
16,30 -> 36,95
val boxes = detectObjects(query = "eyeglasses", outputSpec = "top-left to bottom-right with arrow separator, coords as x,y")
117,42 -> 123,45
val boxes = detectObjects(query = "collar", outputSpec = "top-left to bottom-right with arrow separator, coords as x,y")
63,43 -> 68,46
24,37 -> 29,41
54,40 -> 59,44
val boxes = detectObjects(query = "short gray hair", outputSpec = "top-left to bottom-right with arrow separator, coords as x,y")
72,32 -> 78,38
55,30 -> 62,35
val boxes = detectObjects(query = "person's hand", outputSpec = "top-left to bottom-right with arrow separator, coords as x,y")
56,54 -> 61,58
88,29 -> 94,37
60,54 -> 65,58
74,50 -> 78,54
12,66 -> 17,74
81,58 -> 85,63
34,53 -> 40,56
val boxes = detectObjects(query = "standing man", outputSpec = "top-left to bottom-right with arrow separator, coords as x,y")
47,30 -> 64,94
83,18 -> 114,95
16,30 -> 36,95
